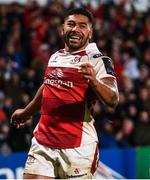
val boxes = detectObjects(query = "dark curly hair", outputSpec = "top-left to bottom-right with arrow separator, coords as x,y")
64,7 -> 94,26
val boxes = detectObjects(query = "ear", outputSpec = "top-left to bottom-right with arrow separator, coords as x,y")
60,24 -> 64,36
89,28 -> 93,40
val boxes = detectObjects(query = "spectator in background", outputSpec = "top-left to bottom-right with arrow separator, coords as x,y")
137,87 -> 150,111
0,126 -> 11,154
123,49 -> 140,82
132,110 -> 150,146
115,117 -> 134,147
0,116 -> 11,155
111,50 -> 124,86
0,0 -> 150,153
142,47 -> 150,70
98,120 -> 117,148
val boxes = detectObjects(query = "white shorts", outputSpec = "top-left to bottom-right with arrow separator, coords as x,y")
24,137 -> 99,179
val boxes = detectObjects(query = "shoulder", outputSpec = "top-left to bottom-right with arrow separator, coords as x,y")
100,56 -> 114,66
48,50 -> 62,60
100,56 -> 115,76
90,52 -> 114,67
90,51 -> 113,65
90,54 -> 116,77
85,43 -> 105,63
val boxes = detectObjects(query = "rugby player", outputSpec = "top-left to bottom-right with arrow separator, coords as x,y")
11,8 -> 119,179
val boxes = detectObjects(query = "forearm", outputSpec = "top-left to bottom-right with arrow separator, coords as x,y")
79,63 -> 119,108
22,84 -> 44,116
91,78 -> 119,108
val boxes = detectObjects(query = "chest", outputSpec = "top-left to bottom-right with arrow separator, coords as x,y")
48,53 -> 90,69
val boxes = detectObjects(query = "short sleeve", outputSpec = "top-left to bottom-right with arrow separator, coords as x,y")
93,56 -> 116,80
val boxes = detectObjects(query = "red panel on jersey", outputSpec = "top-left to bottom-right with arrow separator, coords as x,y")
34,67 -> 89,148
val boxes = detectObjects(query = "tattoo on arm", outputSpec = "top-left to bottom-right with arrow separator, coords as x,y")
101,78 -> 119,107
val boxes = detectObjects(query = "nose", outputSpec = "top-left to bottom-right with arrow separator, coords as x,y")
72,25 -> 80,32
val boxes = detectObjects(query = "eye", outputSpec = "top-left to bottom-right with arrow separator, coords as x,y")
79,24 -> 87,29
67,22 -> 74,27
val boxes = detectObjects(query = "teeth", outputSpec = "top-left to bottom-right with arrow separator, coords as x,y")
70,36 -> 80,40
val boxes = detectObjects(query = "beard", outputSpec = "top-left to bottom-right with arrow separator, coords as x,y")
63,31 -> 90,51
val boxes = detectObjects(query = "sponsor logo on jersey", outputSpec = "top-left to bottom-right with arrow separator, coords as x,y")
93,53 -> 102,58
44,68 -> 73,88
66,173 -> 87,178
66,168 -> 87,178
48,68 -> 64,78
44,78 -> 73,88
74,168 -> 80,174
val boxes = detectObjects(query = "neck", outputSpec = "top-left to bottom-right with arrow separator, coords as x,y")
65,42 -> 89,53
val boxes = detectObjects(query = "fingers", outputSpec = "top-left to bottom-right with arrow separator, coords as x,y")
10,108 -> 31,128
78,63 -> 95,81
15,122 -> 26,129
11,119 -> 30,128
79,64 -> 93,74
79,67 -> 92,75
80,63 -> 93,68
10,112 -> 15,124
11,118 -> 24,128
11,115 -> 32,128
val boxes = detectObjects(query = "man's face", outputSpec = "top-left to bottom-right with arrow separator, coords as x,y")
62,14 -> 93,52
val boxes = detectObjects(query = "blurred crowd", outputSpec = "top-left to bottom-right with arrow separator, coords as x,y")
0,0 -> 150,155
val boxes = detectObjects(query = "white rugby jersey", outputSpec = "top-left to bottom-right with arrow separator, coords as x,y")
34,43 -> 116,148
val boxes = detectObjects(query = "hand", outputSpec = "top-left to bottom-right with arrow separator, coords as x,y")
78,63 -> 98,86
10,109 -> 32,128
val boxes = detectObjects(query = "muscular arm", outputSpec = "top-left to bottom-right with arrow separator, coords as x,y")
11,84 -> 44,127
90,77 -> 119,108
22,84 -> 44,116
79,63 -> 119,108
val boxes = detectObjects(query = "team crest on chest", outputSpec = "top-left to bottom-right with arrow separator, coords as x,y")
70,56 -> 81,64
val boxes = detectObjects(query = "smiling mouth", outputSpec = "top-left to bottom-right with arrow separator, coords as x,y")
69,35 -> 81,40
69,37 -> 81,46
